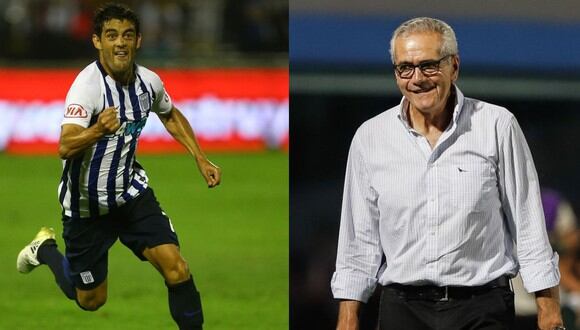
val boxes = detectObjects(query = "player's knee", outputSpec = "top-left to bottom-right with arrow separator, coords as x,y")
77,292 -> 107,311
164,258 -> 190,285
77,297 -> 106,311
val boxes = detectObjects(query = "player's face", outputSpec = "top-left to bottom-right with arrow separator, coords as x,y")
92,19 -> 141,82
393,32 -> 459,116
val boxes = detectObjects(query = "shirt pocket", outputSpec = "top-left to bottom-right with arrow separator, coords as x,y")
446,162 -> 497,212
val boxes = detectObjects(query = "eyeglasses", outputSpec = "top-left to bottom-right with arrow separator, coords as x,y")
393,54 -> 454,79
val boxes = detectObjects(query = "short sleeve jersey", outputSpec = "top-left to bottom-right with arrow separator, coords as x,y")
58,60 -> 173,219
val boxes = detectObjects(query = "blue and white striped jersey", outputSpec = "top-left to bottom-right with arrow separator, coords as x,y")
59,61 -> 173,218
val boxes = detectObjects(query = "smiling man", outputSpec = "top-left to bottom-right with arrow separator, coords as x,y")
332,17 -> 564,330
16,3 -> 220,329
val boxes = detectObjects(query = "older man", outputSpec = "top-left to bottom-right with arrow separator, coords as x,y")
331,17 -> 564,330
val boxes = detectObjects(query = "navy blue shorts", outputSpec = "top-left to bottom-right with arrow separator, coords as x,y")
62,187 -> 179,290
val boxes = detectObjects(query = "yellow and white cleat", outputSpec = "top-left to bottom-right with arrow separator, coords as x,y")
16,227 -> 56,273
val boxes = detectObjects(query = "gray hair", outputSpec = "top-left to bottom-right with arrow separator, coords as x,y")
389,17 -> 458,63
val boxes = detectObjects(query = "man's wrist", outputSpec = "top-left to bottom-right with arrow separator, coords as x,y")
337,300 -> 361,330
89,123 -> 108,138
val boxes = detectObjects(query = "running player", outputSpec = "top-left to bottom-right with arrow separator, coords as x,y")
16,4 -> 220,329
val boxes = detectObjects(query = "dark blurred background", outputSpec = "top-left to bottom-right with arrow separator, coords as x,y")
290,1 -> 580,329
0,0 -> 287,67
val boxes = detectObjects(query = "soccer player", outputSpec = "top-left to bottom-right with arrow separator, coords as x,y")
16,3 -> 220,329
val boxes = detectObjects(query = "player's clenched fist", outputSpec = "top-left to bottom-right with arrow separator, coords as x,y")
96,107 -> 120,134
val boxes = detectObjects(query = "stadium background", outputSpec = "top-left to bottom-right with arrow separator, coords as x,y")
0,0 -> 287,329
290,1 -> 580,329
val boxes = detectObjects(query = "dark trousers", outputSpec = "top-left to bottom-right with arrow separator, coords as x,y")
379,286 -> 515,330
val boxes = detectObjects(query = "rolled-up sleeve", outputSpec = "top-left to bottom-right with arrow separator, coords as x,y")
331,131 -> 383,303
498,116 -> 560,293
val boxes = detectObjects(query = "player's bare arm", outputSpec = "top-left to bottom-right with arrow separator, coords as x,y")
157,106 -> 221,187
59,107 -> 120,159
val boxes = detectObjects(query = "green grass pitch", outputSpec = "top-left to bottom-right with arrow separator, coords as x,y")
0,152 -> 288,329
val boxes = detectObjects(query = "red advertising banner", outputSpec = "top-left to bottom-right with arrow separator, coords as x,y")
0,68 -> 288,154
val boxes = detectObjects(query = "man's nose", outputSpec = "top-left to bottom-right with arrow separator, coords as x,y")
410,67 -> 427,81
115,37 -> 127,46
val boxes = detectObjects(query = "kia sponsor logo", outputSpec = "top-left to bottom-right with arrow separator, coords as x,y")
64,104 -> 87,118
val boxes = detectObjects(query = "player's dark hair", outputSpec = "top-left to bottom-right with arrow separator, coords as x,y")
93,3 -> 140,36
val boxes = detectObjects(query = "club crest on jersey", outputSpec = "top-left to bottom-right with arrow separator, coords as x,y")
65,104 -> 88,118
139,92 -> 151,111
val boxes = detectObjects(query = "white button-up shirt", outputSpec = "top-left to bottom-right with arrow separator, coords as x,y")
331,86 -> 560,303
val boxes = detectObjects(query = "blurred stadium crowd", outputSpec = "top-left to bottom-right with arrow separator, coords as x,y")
0,0 -> 287,63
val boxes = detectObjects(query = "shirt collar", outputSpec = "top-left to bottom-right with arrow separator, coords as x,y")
397,84 -> 465,130
95,60 -> 138,85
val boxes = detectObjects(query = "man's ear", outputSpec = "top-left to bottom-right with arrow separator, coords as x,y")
92,34 -> 102,50
451,54 -> 460,81
136,33 -> 142,50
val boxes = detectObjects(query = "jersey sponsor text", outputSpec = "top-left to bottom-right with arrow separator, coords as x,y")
64,104 -> 87,118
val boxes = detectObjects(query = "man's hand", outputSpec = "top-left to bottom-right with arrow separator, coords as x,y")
535,286 -> 564,330
96,107 -> 120,134
196,157 -> 221,188
337,300 -> 361,330
59,107 -> 120,159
